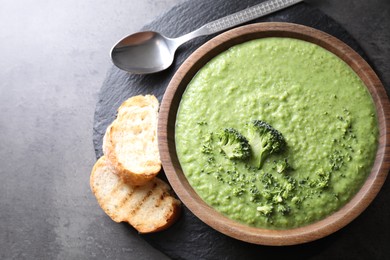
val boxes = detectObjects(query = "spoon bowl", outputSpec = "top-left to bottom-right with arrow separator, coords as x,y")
111,31 -> 175,74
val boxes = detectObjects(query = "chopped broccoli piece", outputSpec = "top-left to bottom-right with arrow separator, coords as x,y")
256,204 -> 274,216
309,169 -> 331,189
276,204 -> 290,215
216,128 -> 250,160
281,182 -> 295,199
246,120 -> 286,168
273,194 -> 283,203
291,196 -> 302,205
316,170 -> 331,189
275,158 -> 292,174
201,132 -> 214,154
232,187 -> 245,196
329,150 -> 345,171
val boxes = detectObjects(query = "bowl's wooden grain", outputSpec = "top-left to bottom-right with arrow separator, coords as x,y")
158,22 -> 390,245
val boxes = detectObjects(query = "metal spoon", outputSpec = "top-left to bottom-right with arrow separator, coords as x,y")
111,0 -> 303,74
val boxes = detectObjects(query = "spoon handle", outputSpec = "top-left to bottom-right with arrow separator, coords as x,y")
203,0 -> 304,34
176,0 -> 303,45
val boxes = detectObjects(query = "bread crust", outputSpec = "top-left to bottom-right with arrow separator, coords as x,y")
90,156 -> 181,233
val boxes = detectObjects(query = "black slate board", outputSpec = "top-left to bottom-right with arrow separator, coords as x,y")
93,1 -> 387,259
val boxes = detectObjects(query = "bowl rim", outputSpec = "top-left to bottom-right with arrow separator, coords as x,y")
158,22 -> 390,246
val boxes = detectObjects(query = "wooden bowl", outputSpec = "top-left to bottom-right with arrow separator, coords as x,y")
158,22 -> 390,245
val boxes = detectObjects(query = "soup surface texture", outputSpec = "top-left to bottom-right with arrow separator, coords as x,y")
175,37 -> 378,229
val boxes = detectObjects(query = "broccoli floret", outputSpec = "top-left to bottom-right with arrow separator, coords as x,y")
246,120 -> 286,168
256,204 -> 273,216
216,128 -> 250,160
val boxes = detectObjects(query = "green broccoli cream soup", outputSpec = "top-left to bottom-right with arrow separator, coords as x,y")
175,37 -> 378,229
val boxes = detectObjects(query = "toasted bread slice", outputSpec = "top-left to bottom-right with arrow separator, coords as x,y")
90,156 -> 181,233
104,95 -> 161,185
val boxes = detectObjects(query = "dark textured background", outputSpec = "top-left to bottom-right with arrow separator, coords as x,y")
1,0 -> 389,259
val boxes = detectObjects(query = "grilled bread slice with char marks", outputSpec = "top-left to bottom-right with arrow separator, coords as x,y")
104,95 -> 161,185
90,156 -> 181,233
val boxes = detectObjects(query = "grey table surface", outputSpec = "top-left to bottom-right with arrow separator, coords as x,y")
0,0 -> 389,259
